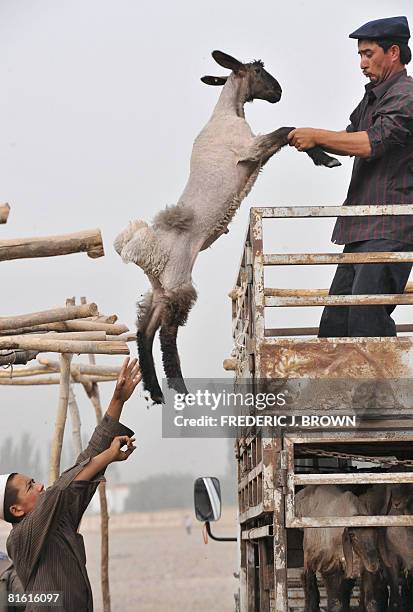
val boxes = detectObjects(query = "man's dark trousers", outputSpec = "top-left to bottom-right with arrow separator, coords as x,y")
318,239 -> 413,337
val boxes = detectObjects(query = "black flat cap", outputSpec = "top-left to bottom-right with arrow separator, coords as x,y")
349,16 -> 410,43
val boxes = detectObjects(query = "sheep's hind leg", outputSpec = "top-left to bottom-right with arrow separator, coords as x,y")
137,292 -> 164,404
160,284 -> 197,397
302,569 -> 321,612
159,324 -> 188,395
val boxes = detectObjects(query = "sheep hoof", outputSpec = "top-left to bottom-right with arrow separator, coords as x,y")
151,392 -> 165,405
306,147 -> 341,168
325,157 -> 341,168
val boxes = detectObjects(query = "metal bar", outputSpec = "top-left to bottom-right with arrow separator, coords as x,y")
241,525 -> 272,540
258,539 -> 270,611
264,323 -> 413,337
273,440 -> 288,612
286,432 -> 413,444
246,542 -> 256,612
238,461 -> 263,491
294,472 -> 413,485
250,209 -> 265,345
284,437 -> 296,531
262,335 -> 412,346
265,282 -> 413,297
255,205 -> 413,218
288,516 -> 413,528
263,252 -> 413,266
265,294 -> 413,307
239,502 -> 266,523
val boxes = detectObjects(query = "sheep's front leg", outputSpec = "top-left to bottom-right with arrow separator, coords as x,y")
239,127 -> 294,163
240,127 -> 341,168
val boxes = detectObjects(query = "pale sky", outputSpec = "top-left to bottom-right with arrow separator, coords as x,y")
1,0 -> 412,484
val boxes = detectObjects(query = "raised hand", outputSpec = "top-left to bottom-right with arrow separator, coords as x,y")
112,357 -> 141,403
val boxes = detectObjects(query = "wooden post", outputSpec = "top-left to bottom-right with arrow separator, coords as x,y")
81,298 -> 111,612
49,354 -> 72,485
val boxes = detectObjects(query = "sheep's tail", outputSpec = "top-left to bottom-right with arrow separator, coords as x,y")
137,291 -> 164,404
159,283 -> 197,395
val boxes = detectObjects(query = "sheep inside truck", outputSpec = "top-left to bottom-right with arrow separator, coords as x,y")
114,50 -> 340,404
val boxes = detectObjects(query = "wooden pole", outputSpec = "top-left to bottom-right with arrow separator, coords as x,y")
68,384 -> 82,457
0,374 -> 117,385
27,331 -> 107,341
0,203 -> 10,224
49,354 -> 72,485
38,358 -> 122,377
0,303 -> 98,331
0,320 -> 129,336
81,298 -> 111,612
0,336 -> 129,355
0,228 -> 104,262
0,365 -> 51,378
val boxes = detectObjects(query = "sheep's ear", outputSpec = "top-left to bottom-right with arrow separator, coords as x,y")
201,75 -> 228,86
342,529 -> 353,579
212,50 -> 243,72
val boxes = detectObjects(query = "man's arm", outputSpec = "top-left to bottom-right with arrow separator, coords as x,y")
288,128 -> 372,158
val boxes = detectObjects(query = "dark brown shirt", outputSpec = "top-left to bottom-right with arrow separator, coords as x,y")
332,69 -> 413,245
7,414 -> 133,612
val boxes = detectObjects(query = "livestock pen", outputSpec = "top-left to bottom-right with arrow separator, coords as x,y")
227,206 -> 413,611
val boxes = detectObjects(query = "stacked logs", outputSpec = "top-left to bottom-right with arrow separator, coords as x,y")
0,302 -> 134,370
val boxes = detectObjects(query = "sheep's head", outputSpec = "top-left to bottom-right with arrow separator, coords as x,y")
201,50 -> 282,104
343,527 -> 380,576
389,483 -> 413,513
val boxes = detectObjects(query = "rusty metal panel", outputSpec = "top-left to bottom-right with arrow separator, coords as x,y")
263,251 -> 413,265
255,204 -> 413,217
258,338 -> 412,379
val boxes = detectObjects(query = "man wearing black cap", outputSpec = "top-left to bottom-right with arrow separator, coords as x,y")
289,16 -> 413,337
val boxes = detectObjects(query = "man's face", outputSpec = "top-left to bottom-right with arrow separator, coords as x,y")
8,474 -> 44,519
358,40 -> 399,84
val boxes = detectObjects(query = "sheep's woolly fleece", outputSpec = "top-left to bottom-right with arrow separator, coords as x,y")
114,220 -> 169,278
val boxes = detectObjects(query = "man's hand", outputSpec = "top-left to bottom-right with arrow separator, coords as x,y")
112,357 -> 141,403
108,435 -> 136,462
288,128 -> 319,151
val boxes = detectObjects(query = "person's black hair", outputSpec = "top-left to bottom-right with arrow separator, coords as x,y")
376,38 -> 412,65
3,474 -> 20,524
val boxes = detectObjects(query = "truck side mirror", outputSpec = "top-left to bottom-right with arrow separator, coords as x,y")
194,477 -> 222,522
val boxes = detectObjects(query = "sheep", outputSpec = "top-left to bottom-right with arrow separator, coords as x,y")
296,485 -> 384,612
114,50 -> 341,404
376,483 -> 413,611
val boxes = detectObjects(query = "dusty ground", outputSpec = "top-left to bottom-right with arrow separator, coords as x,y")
0,507 -> 239,612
